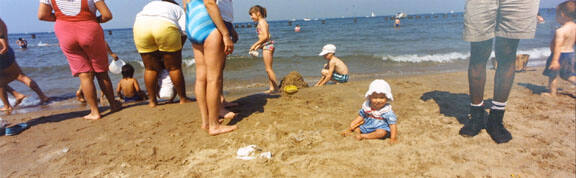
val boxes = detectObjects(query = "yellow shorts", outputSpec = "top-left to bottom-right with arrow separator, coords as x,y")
133,18 -> 183,53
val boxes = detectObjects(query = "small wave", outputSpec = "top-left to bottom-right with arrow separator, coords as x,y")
0,94 -> 76,112
384,52 -> 469,63
382,47 -> 549,63
36,42 -> 56,47
0,96 -> 42,108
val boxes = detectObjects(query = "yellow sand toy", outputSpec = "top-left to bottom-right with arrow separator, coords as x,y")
283,85 -> 298,94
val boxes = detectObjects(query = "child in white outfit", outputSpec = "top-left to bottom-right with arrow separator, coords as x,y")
344,79 -> 398,143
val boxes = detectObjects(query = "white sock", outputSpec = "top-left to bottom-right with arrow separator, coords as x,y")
491,101 -> 506,110
470,101 -> 484,107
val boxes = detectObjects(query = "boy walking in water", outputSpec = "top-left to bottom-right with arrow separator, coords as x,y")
315,44 -> 349,86
543,1 -> 576,96
460,0 -> 540,143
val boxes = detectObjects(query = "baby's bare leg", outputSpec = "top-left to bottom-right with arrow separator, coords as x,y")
359,129 -> 388,140
354,128 -> 363,140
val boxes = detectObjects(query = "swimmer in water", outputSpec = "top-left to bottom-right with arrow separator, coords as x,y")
16,38 -> 27,49
294,24 -> 301,32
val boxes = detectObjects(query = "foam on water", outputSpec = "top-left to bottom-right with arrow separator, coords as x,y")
0,96 -> 42,108
382,47 -> 550,63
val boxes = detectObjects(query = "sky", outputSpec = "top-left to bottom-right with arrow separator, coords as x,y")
0,0 -> 560,34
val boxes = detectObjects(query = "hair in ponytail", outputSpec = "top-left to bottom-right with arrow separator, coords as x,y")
249,5 -> 267,18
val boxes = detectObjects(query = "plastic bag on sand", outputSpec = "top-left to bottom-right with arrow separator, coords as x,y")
109,59 -> 126,74
236,145 -> 271,160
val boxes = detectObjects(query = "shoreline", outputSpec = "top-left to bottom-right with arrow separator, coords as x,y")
1,67 -> 574,176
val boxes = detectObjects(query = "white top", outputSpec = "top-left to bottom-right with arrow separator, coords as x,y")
217,0 -> 233,23
158,70 -> 175,99
40,0 -> 100,16
135,1 -> 186,32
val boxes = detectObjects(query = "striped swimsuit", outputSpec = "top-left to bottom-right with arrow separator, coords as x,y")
185,0 -> 216,44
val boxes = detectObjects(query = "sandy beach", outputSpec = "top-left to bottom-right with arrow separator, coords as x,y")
0,67 -> 574,177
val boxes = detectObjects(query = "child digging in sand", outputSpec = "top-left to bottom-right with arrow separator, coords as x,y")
315,44 -> 349,86
542,0 -> 576,96
343,79 -> 397,143
117,64 -> 146,103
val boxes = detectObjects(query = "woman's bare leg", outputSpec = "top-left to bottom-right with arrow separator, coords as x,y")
203,30 -> 237,135
141,52 -> 162,107
162,51 -> 190,104
193,43 -> 210,130
15,73 -> 49,103
95,72 -> 121,112
78,72 -> 100,120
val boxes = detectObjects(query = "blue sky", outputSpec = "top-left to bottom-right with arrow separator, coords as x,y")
0,0 -> 559,34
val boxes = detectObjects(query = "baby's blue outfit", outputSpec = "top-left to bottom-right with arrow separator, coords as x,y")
358,106 -> 397,134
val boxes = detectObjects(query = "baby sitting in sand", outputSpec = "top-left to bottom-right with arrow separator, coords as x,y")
343,79 -> 397,143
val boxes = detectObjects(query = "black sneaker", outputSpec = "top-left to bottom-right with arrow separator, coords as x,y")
459,105 -> 486,137
486,109 -> 512,144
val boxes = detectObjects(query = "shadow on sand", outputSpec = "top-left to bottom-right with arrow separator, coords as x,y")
420,90 -> 471,124
517,83 -> 548,95
518,82 -> 575,98
227,93 -> 281,125
2,102 -> 148,136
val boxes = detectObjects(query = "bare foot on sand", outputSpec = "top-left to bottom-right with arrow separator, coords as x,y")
341,130 -> 352,137
208,125 -> 238,136
76,91 -> 86,103
355,134 -> 364,140
541,92 -> 557,97
13,95 -> 27,107
148,100 -> 157,108
223,112 -> 236,120
40,96 -> 50,105
0,106 -> 13,112
179,98 -> 192,104
83,113 -> 101,120
200,123 -> 212,132
219,107 -> 236,120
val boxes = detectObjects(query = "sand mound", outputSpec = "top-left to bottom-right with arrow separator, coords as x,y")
279,71 -> 309,89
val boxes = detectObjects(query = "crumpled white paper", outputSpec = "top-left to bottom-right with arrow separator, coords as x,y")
236,145 -> 271,160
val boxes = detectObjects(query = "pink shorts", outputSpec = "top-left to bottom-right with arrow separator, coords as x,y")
54,20 -> 108,76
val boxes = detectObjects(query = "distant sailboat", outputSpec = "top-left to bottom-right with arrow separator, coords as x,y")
303,18 -> 311,21
371,10 -> 376,17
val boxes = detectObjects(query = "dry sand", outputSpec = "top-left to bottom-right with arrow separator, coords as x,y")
0,67 -> 574,177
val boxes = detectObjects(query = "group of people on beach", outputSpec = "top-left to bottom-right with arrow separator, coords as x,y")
0,0 -> 573,142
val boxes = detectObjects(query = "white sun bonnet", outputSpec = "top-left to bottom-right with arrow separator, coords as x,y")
364,79 -> 393,101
